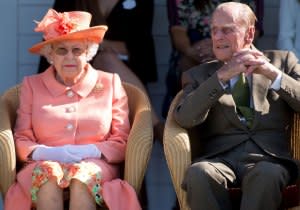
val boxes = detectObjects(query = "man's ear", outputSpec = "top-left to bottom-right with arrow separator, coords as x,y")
245,26 -> 255,45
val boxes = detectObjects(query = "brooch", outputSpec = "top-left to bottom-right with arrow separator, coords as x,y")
93,83 -> 104,93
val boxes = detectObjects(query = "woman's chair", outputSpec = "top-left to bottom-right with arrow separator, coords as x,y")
163,90 -> 300,210
0,82 -> 153,203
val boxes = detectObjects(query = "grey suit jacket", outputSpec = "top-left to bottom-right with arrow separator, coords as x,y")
174,50 -> 300,181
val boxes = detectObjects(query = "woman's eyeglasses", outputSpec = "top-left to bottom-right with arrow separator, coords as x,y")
53,47 -> 86,56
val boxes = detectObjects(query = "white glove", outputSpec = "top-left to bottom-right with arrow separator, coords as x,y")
65,144 -> 101,159
32,145 -> 82,163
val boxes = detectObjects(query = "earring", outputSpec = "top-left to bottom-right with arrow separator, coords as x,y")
49,60 -> 53,65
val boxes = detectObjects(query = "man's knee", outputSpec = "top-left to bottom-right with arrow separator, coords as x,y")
183,162 -> 216,189
243,161 -> 290,187
188,162 -> 216,178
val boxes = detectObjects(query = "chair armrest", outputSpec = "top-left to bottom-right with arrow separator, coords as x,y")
290,112 -> 300,161
123,83 -> 153,194
163,91 -> 191,210
0,98 -> 16,196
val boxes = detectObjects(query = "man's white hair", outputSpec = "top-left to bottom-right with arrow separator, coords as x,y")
214,2 -> 257,28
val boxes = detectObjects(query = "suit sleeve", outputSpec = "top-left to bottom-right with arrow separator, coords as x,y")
276,51 -> 300,112
174,67 -> 226,128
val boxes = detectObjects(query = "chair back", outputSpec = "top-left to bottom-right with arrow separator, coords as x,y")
1,85 -> 20,128
164,90 -> 190,210
290,112 -> 300,161
122,82 -> 153,193
0,85 -> 20,195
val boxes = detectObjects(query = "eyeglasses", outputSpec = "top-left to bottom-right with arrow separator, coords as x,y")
53,47 -> 86,56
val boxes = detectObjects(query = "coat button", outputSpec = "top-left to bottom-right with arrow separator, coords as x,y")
65,106 -> 75,113
66,90 -> 74,97
66,123 -> 74,130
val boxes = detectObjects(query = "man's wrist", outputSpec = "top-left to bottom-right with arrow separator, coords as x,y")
270,71 -> 283,90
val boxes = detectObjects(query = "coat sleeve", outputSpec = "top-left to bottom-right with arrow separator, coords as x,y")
97,74 -> 130,163
14,77 -> 40,162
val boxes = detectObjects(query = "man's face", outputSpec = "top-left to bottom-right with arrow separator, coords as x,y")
210,9 -> 250,62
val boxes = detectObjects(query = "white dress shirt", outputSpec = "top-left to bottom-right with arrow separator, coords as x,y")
220,72 -> 283,108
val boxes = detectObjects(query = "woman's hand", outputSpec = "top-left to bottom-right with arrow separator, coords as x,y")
101,39 -> 129,55
180,38 -> 216,72
66,144 -> 101,159
184,39 -> 215,63
193,38 -> 215,63
32,145 -> 82,163
32,144 -> 101,163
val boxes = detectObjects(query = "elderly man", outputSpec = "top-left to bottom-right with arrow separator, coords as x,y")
173,2 -> 300,210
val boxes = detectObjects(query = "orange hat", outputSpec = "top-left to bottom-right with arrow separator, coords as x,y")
29,9 -> 108,54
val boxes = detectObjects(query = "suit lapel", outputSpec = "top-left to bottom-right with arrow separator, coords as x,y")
251,73 -> 271,128
206,62 -> 248,129
219,91 -> 247,130
206,58 -> 272,130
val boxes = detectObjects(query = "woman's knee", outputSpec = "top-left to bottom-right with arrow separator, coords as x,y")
69,179 -> 88,193
36,178 -> 63,207
38,178 -> 62,194
69,179 -> 96,208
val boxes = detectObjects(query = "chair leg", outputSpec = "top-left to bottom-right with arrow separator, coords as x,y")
172,199 -> 180,210
139,180 -> 148,210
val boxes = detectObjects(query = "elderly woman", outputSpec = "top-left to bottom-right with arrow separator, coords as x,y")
4,9 -> 141,210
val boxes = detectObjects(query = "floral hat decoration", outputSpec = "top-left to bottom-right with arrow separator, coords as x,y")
29,9 -> 108,54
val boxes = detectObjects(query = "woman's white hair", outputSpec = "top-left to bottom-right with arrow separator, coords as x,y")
40,40 -> 99,64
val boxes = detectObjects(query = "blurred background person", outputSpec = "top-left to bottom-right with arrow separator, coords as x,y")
277,0 -> 300,62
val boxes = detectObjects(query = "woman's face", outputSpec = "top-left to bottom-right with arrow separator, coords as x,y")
50,40 -> 88,85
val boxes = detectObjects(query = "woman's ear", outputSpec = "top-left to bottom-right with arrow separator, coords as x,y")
47,49 -> 55,65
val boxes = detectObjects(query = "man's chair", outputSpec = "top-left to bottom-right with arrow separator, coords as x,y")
163,90 -> 300,210
0,82 -> 153,205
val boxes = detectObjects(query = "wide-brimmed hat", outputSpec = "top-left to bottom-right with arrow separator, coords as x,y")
29,9 -> 108,54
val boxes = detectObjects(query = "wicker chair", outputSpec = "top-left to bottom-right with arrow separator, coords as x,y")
0,82 -> 153,202
164,90 -> 300,210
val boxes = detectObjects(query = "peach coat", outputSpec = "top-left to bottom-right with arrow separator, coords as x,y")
5,65 -> 141,210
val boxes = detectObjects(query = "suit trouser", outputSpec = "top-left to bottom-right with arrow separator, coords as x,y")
182,140 -> 290,210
